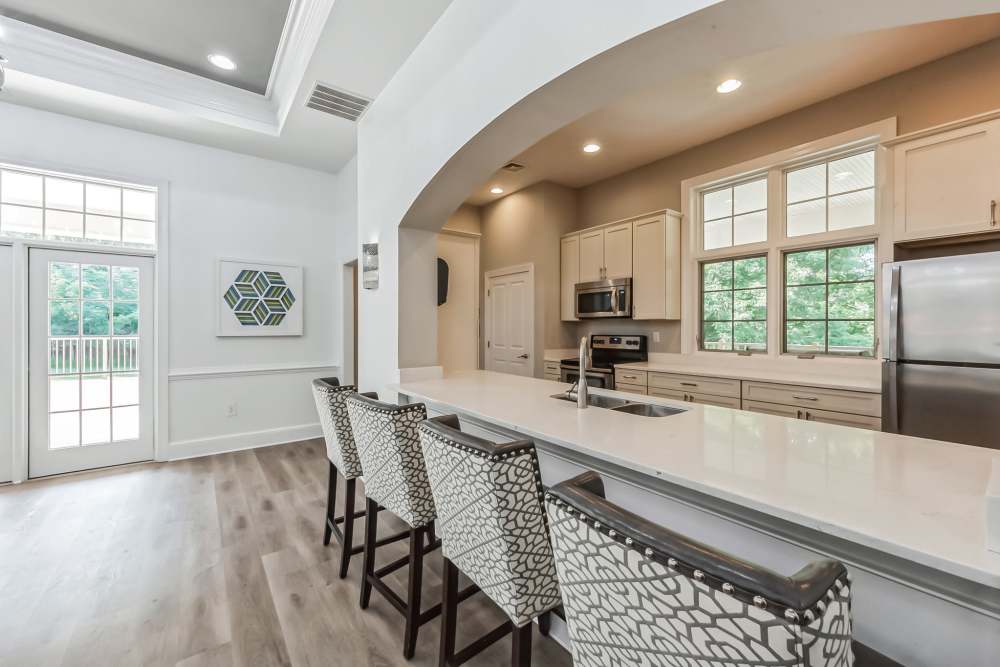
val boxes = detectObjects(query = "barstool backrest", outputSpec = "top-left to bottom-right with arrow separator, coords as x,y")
345,394 -> 435,528
418,416 -> 561,627
545,472 -> 854,667
311,377 -> 370,479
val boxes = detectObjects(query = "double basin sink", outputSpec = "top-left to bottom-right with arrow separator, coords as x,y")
551,391 -> 686,418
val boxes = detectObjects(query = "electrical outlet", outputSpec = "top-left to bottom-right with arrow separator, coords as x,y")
225,403 -> 238,418
652,331 -> 661,344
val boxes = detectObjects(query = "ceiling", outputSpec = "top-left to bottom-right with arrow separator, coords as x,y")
466,15 -> 1000,205
0,0 -> 291,94
0,0 -> 453,172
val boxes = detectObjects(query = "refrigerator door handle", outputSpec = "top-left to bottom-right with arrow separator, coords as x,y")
886,265 -> 901,362
882,361 -> 899,433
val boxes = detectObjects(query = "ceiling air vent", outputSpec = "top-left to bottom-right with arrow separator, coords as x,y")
306,83 -> 371,122
502,162 -> 525,172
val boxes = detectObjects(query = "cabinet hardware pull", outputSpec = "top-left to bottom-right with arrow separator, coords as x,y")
680,382 -> 698,387
796,409 -> 803,419
792,395 -> 818,401
992,200 -> 997,227
804,411 -> 812,420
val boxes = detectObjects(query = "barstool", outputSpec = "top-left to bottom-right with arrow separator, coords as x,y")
418,415 -> 562,667
346,393 -> 442,659
310,377 -> 381,578
543,471 -> 900,667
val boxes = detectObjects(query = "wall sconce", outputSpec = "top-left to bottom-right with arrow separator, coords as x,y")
362,243 -> 379,289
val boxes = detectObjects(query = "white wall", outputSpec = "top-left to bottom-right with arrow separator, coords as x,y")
0,245 -> 12,482
0,101 -> 351,469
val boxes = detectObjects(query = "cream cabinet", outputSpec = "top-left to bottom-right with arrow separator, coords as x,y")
579,229 -> 605,282
632,212 -> 681,320
560,235 -> 580,321
544,360 -> 562,382
649,387 -> 742,409
892,118 -> 1000,242
603,222 -> 633,279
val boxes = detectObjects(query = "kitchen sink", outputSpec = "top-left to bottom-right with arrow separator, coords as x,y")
550,392 -> 685,417
610,402 -> 686,418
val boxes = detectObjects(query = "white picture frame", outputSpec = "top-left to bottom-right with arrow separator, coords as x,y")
216,258 -> 304,336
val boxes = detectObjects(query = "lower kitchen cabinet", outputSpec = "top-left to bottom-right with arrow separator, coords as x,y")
650,387 -> 742,409
616,382 -> 647,396
743,399 -> 882,430
544,360 -> 561,382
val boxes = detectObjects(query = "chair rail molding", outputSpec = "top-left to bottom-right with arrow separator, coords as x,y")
0,0 -> 334,135
168,362 -> 339,381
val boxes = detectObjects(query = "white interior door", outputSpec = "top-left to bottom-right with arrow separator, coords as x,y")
486,268 -> 532,377
28,249 -> 154,478
0,245 -> 12,483
437,232 -> 479,372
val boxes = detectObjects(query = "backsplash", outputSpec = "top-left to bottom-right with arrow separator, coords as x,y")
572,319 -> 681,354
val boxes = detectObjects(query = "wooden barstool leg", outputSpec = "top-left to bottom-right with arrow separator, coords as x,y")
438,557 -> 459,667
359,497 -> 377,609
403,525 -> 426,659
511,623 -> 532,667
323,461 -> 338,546
339,478 -> 357,578
537,611 -> 551,637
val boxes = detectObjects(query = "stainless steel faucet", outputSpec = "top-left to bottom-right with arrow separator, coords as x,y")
577,336 -> 588,409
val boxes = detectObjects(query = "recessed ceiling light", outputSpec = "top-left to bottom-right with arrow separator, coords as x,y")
716,79 -> 742,94
207,53 -> 237,71
490,186 -> 504,194
582,143 -> 601,153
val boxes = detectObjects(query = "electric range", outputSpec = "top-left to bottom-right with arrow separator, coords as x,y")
559,334 -> 648,389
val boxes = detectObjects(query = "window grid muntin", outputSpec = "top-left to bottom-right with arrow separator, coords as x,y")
782,241 -> 876,357
701,175 -> 768,251
699,254 -> 767,353
0,164 -> 156,248
784,148 -> 875,237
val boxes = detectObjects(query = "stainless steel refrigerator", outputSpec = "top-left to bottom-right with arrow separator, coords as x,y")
881,251 -> 1000,450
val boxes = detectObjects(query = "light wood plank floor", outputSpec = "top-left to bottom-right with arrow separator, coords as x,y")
0,439 -> 572,667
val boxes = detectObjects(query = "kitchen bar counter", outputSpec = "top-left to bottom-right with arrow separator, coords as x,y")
395,371 -> 999,664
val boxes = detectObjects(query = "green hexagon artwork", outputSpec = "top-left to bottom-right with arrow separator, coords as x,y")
223,269 -> 296,326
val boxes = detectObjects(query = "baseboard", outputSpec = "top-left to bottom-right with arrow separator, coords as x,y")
165,422 -> 322,460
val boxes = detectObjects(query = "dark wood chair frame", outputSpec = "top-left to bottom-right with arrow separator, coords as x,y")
359,498 -> 478,659
438,556 -> 563,667
323,461 -> 409,579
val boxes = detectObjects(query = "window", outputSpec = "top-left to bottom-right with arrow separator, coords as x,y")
785,150 -> 874,237
784,242 -> 876,356
701,176 -> 767,250
700,256 -> 767,352
0,165 -> 157,248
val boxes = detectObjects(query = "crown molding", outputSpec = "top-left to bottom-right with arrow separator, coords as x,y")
0,0 -> 335,136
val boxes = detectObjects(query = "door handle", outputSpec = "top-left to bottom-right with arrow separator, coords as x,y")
517,354 -> 529,359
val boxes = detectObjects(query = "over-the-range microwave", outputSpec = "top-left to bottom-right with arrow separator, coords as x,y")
575,278 -> 632,318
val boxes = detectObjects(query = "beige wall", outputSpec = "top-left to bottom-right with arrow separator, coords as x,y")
578,37 -> 1000,229
480,182 -> 578,376
570,36 -> 1000,352
443,204 -> 482,234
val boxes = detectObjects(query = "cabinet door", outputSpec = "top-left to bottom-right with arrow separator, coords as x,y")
579,229 -> 605,283
743,399 -> 801,419
687,391 -> 742,410
632,216 -> 665,319
560,235 -> 580,321
603,222 -> 633,279
894,119 -> 1000,241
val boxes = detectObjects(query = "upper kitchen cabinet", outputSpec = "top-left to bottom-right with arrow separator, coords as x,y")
560,235 -> 580,321
579,228 -> 606,282
603,222 -> 633,279
892,116 -> 1000,242
632,212 -> 681,320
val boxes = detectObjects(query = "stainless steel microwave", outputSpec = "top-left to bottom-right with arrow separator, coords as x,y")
575,278 -> 632,318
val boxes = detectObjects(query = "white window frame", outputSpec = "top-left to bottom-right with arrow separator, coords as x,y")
681,118 -> 896,360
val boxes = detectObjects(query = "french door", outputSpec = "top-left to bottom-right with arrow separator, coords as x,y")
28,248 -> 154,477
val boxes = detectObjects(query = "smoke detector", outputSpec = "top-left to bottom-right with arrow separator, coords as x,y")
0,56 -> 7,92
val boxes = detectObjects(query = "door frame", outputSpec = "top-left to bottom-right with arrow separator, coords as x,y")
483,263 -> 535,375
438,229 -> 481,371
1,155 -> 169,483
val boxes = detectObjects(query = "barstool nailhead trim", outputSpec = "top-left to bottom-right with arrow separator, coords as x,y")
667,558 -> 677,570
753,595 -> 767,609
784,609 -> 799,622
693,570 -> 705,582
721,582 -> 734,594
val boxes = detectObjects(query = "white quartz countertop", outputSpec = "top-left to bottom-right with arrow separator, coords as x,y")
395,370 -> 1000,589
616,358 -> 881,393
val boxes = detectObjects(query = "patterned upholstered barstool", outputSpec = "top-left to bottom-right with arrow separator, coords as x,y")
544,471 -> 901,667
346,393 -> 442,659
418,415 -> 562,667
311,377 -> 381,577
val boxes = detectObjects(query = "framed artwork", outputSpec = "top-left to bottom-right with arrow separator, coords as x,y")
216,259 -> 303,336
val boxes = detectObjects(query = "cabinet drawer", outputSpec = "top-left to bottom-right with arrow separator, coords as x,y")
649,387 -> 741,409
741,381 -> 880,417
648,372 -> 741,398
743,400 -> 800,419
615,382 -> 647,396
544,373 -> 561,382
802,407 -> 882,431
615,368 -> 647,386
544,361 -> 561,374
